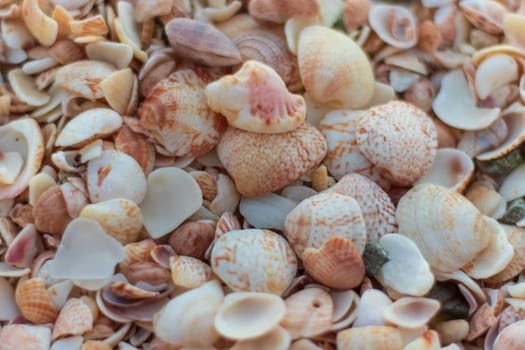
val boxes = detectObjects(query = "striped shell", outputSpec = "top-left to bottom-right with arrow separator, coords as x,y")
15,278 -> 58,324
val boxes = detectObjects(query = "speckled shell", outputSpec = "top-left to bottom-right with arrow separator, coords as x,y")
329,174 -> 397,241
52,298 -> 94,340
284,192 -> 367,258
170,255 -> 214,289
205,60 -> 305,133
15,278 -> 58,324
217,121 -> 327,196
319,109 -> 390,188
0,325 -> 51,350
356,101 -> 438,186
298,25 -> 374,109
210,229 -> 297,295
138,69 -> 227,158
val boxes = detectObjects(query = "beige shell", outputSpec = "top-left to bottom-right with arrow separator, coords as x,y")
205,60 -> 305,133
329,174 -> 397,241
15,277 -> 58,324
217,121 -> 327,196
55,60 -> 117,100
231,326 -> 291,350
248,0 -> 319,23
369,4 -> 417,49
298,25 -> 374,109
281,287 -> 333,339
284,192 -> 367,257
0,324 -> 51,350
383,297 -> 440,329
459,0 -> 506,34
170,255 -> 213,289
52,298 -> 94,340
210,229 -> 297,294
356,101 -> 438,186
493,320 -> 525,350
302,236 -> 365,289
21,0 -> 58,46
464,181 -> 505,219
33,185 -> 72,235
337,326 -> 404,350
214,292 -> 286,340
139,69 -> 227,158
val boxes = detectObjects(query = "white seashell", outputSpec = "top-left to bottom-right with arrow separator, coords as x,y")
477,109 -> 525,161
329,289 -> 359,331
86,42 -> 134,69
211,229 -> 297,294
284,16 -> 320,55
140,167 -> 202,239
337,326 -> 404,350
354,289 -> 391,328
369,4 -> 418,49
214,292 -> 286,340
475,54 -> 518,100
153,280 -> 224,347
1,19 -> 34,50
383,297 -> 440,329
230,326 -> 290,350
0,152 -> 23,185
457,118 -> 507,158
209,174 -> 240,216
499,164 -> 525,201
50,336 -> 83,350
289,339 -> 324,350
8,69 -> 50,106
87,150 -> 147,204
115,2 -> 147,62
239,194 -> 296,231
280,186 -> 318,203
22,57 -> 59,75
389,70 -> 420,93
377,234 -> 434,296
433,70 -> 500,130
55,60 -> 117,100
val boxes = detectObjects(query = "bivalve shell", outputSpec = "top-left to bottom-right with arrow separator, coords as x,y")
493,319 -> 525,350
170,255 -> 213,289
383,297 -> 440,329
0,324 -> 51,350
337,326 -> 403,350
55,61 -> 117,100
52,298 -> 94,340
33,185 -> 72,235
15,277 -> 58,324
248,0 -> 319,23
368,4 -> 418,49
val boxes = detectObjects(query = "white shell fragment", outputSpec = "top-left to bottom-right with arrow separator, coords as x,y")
383,297 -> 440,329
475,54 -> 518,100
369,4 -> 418,49
140,167 -> 202,238
8,69 -> 49,106
239,193 -> 297,231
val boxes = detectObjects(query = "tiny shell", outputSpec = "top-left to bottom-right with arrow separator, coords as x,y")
211,229 -> 297,294
337,326 -> 403,350
55,61 -> 117,100
8,69 -> 50,107
369,4 -> 418,49
205,60 -> 305,133
52,298 -> 94,340
86,42 -> 134,69
15,277 -> 58,324
0,324 -> 51,350
170,255 -> 213,289
475,54 -> 518,100
383,297 -> 440,329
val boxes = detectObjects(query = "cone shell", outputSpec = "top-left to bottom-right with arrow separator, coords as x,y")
52,298 -> 94,340
337,326 -> 404,350
302,236 -> 365,289
170,255 -> 214,289
214,292 -> 286,340
217,121 -> 327,196
15,277 -> 58,324
356,101 -> 438,186
139,69 -> 227,158
210,229 -> 297,294
205,60 -> 305,133
284,192 -> 367,258
329,174 -> 397,241
298,25 -> 374,109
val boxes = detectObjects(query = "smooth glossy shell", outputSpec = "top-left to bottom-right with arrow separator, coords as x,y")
493,320 -> 525,350
210,229 -> 297,295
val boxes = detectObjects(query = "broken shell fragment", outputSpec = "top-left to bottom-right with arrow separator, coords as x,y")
55,61 -> 117,100
8,69 -> 50,107
383,297 -> 440,329
205,60 -> 305,133
248,0 -> 319,23
21,0 -> 58,46
493,319 -> 525,350
231,326 -> 290,350
475,54 -> 518,100
0,324 -> 51,350
15,277 -> 58,324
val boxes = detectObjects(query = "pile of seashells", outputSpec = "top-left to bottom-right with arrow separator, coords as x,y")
2,0 -> 525,349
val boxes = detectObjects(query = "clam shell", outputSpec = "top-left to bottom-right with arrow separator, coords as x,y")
205,60 -> 305,134
298,25 -> 374,109
139,69 -> 227,158
52,298 -> 94,340
210,229 -> 297,294
383,297 -> 440,329
55,61 -> 117,100
170,255 -> 213,289
284,192 -> 366,257
86,41 -> 134,69
239,193 -> 296,231
281,287 -> 333,339
15,277 -> 58,324
33,185 -> 72,235
356,101 -> 438,186
191,171 -> 218,201
231,326 -> 291,350
0,324 -> 51,350
368,4 -> 418,49
21,0 -> 58,46
217,121 -> 327,196
337,326 -> 403,350
215,292 -> 286,340
329,173 -> 397,241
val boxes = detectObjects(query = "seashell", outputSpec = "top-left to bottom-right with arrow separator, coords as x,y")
134,0 -> 172,22
354,289 -> 391,327
389,70 -> 419,93
457,118 -> 507,158
298,25 -> 374,109
209,173 -> 241,216
248,0 -> 319,24
114,2 -> 147,62
115,125 -> 155,175
190,171 -> 217,201
343,0 -> 371,31
2,18 -> 35,50
475,54 -> 518,100
281,287 -> 333,339
15,277 -> 58,324
214,292 -> 285,340
153,280 -> 224,347
170,255 -> 213,289
169,221 -> 215,260
504,13 -> 525,49
356,101 -> 438,186
403,330 -> 441,350
139,69 -> 227,158
230,326 -> 290,350
87,150 -> 147,204
377,234 -> 434,296
414,148 -> 474,192
477,109 -> 525,161
435,319 -> 469,345
9,203 -> 34,228
82,341 -> 112,350
0,324 -> 51,350
70,15 -> 107,38
205,60 -> 305,133
284,16 -> 321,56
500,163 -> 525,201
165,18 -> 241,66
239,193 -> 296,231
433,70 -> 500,130
140,167 -> 202,239
48,40 -> 84,65
383,297 -> 440,329
368,4 -> 418,49
329,173 -> 397,241
5,224 -> 40,269
21,0 -> 58,46
402,79 -> 436,115
211,229 -> 297,294
33,185 -> 72,235
86,42 -> 134,70
0,276 -> 20,321
337,326 -> 403,350
302,236 -> 365,289
8,69 -> 49,107
459,0 -> 506,34
284,192 -> 366,257
493,319 -> 525,350
217,121 -> 327,196
52,298 -> 94,340
417,20 -> 442,53
79,199 -> 143,244
485,225 -> 525,284
100,69 -> 134,116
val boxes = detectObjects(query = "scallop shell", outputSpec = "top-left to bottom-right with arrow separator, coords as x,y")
329,173 -> 397,241
337,326 -> 403,350
368,4 -> 418,49
138,69 -> 227,158
205,60 -> 305,133
248,0 -> 319,23
170,255 -> 213,289
33,185 -> 72,235
15,277 -> 58,324
55,60 -> 117,100
298,25 -> 374,109
0,324 -> 51,350
52,298 -> 94,340
383,297 -> 440,329
210,229 -> 297,294
214,292 -> 286,340
217,121 -> 327,196
355,101 -> 438,186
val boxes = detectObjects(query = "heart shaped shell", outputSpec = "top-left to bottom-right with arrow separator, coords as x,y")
205,60 -> 305,133
356,101 -> 438,186
217,122 -> 327,196
298,25 -> 374,109
210,229 -> 297,294
15,278 -> 58,324
139,69 -> 227,158
284,192 -> 367,258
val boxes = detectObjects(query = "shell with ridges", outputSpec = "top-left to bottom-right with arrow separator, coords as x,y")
33,185 -> 72,235
170,255 -> 213,289
15,277 -> 58,324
